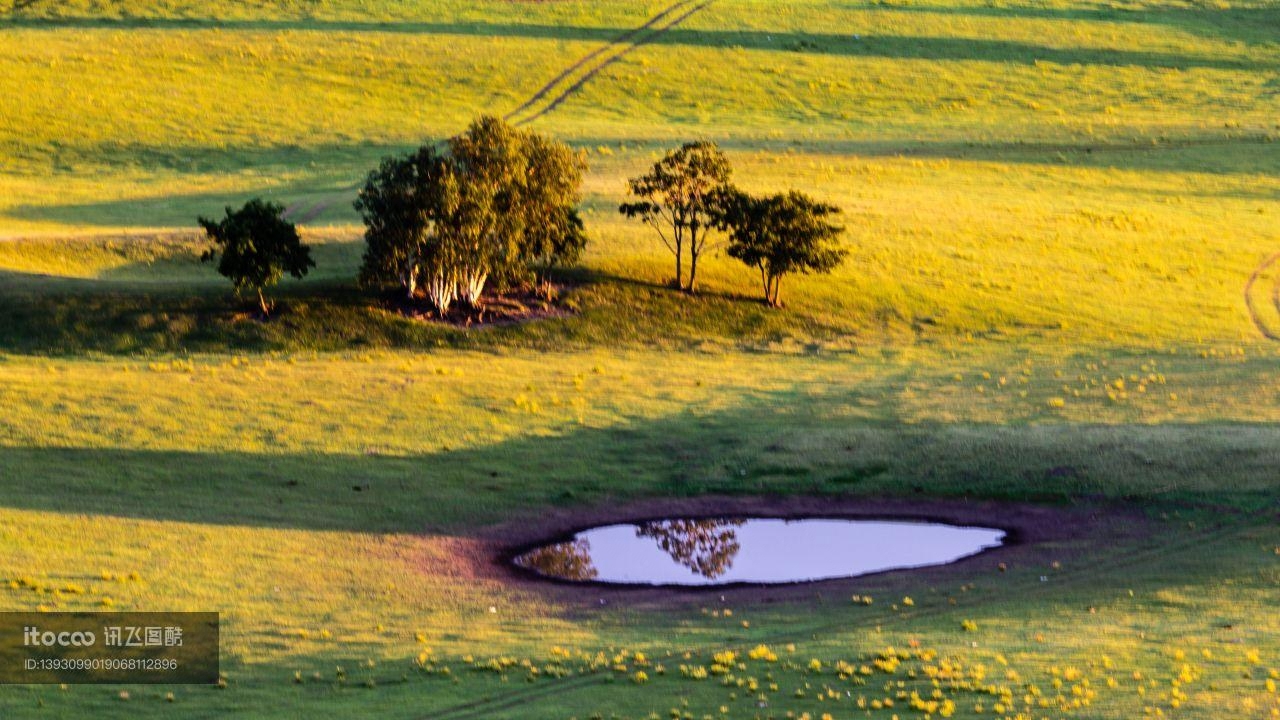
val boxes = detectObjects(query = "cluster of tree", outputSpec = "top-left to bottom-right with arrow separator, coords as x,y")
197,131 -> 844,319
354,116 -> 587,314
621,141 -> 847,306
198,117 -> 587,317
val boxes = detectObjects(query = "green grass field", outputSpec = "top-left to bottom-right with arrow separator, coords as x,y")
1,0 -> 1278,717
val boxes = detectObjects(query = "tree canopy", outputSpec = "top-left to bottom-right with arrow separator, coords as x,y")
619,141 -> 733,293
355,116 -> 586,314
353,146 -> 449,301
198,198 -> 313,315
718,189 -> 847,307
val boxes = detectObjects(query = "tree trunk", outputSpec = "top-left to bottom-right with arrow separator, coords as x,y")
459,267 -> 488,307
403,252 -> 419,300
426,272 -> 456,315
257,288 -> 270,316
673,234 -> 683,290
686,225 -> 699,293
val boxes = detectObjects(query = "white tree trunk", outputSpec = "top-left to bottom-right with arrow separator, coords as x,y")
426,271 -> 456,315
402,252 -> 419,300
459,267 -> 488,307
405,266 -> 418,300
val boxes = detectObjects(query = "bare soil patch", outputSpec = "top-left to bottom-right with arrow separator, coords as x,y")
455,495 -> 1155,607
385,283 -> 577,328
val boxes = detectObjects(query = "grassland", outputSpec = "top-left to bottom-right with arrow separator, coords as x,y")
0,0 -> 1278,718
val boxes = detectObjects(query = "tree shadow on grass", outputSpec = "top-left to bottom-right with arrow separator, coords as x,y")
0,255 -> 862,356
572,267 -> 765,305
873,3 -> 1280,49
6,128 -> 1275,234
542,266 -> 863,350
0,269 -> 475,355
3,16 -> 1273,71
0,399 -> 1276,534
3,141 -> 413,229
573,134 -> 1280,182
0,235 -> 395,353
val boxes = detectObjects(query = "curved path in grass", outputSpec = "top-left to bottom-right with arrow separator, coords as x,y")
1244,250 -> 1280,340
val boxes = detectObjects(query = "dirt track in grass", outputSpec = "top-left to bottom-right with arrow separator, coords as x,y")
1244,250 -> 1280,340
507,0 -> 715,126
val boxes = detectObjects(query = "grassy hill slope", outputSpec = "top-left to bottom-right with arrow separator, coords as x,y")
0,2 -> 1278,719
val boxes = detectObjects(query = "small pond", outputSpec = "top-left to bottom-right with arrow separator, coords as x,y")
513,517 -> 1006,586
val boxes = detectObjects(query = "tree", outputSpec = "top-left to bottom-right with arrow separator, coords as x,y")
719,190 -> 847,307
442,116 -> 585,305
524,206 -> 586,283
619,141 -> 733,293
356,116 -> 587,314
353,146 -> 450,302
198,199 -> 314,315
515,133 -> 589,285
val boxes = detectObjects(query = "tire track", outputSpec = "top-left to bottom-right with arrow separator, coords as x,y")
292,197 -> 339,225
1271,265 -> 1280,328
282,189 -> 356,226
280,3 -> 711,222
504,0 -> 694,123
1244,251 -> 1280,340
423,674 -> 606,720
280,201 -> 308,222
508,1 -> 714,126
421,498 -> 1277,720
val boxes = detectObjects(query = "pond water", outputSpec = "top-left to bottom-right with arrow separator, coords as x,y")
513,517 -> 1006,586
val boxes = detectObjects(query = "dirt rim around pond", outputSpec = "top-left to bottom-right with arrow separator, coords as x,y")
461,495 -> 1155,605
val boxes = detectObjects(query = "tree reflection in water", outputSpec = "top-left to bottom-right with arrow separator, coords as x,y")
516,538 -> 598,581
635,518 -> 745,579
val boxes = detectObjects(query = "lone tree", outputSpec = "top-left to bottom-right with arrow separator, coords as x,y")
356,116 -> 586,314
620,141 -> 733,293
198,198 -> 314,316
718,190 -> 847,307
